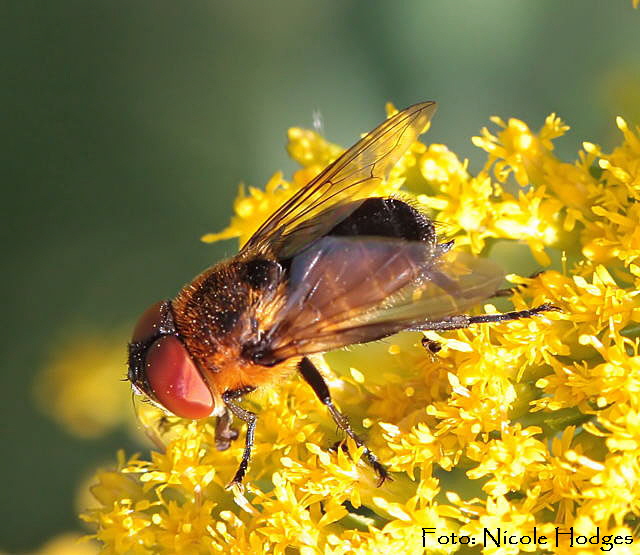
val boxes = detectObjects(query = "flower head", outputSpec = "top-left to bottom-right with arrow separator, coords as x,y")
33,332 -> 132,438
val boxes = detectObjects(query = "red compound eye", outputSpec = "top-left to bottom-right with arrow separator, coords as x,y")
132,301 -> 165,343
145,336 -> 214,419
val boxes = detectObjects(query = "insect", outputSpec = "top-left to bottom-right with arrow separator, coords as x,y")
128,101 -> 556,487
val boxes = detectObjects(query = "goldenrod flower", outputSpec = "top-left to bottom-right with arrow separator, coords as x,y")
34,332 -> 133,439
82,104 -> 640,553
31,533 -> 99,555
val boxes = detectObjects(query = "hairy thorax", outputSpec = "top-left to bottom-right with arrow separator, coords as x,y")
171,256 -> 297,407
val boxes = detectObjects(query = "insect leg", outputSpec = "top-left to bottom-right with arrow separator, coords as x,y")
425,268 -> 462,298
490,287 -> 515,298
411,303 -> 560,332
222,387 -> 257,487
466,303 -> 560,325
298,357 -> 390,486
491,270 -> 547,298
214,407 -> 239,451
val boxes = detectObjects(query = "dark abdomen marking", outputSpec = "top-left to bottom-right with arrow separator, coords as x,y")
327,197 -> 435,243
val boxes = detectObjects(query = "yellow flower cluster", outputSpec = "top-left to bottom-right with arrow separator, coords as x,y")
34,332 -> 133,439
82,104 -> 640,554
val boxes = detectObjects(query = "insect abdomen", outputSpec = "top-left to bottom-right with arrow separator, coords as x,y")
327,197 -> 435,243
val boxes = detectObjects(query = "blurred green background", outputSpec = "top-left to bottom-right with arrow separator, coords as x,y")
2,1 -> 639,551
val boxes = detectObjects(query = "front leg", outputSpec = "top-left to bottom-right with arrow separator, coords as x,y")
222,387 -> 257,488
298,357 -> 390,485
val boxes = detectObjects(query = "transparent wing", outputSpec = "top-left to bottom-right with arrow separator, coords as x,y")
242,101 -> 436,258
261,236 -> 504,360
